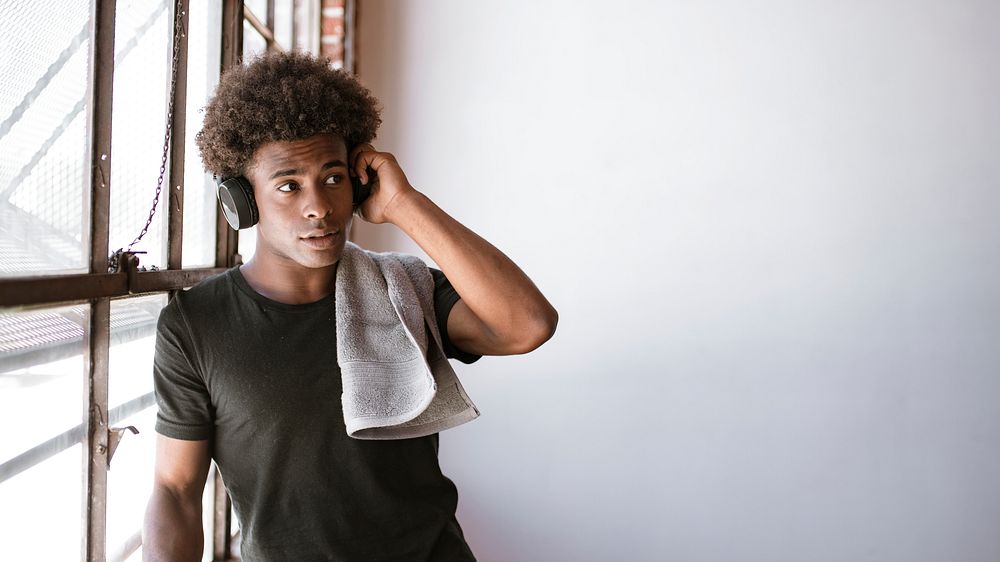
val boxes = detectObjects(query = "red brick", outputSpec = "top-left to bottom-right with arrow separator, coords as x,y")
321,15 -> 344,36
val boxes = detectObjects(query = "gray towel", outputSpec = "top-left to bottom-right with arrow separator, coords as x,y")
335,241 -> 480,439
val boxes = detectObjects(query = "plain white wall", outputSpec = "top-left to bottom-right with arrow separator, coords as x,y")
353,1 -> 1000,561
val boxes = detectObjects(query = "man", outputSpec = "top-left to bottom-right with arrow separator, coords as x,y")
142,52 -> 557,561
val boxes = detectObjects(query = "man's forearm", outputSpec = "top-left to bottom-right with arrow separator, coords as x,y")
386,190 -> 558,352
143,486 -> 204,561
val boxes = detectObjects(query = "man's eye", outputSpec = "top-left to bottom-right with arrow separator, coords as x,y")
277,181 -> 298,192
325,174 -> 344,185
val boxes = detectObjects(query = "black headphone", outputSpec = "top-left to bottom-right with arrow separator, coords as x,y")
216,171 -> 373,230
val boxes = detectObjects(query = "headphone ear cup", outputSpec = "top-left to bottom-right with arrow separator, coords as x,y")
217,176 -> 259,230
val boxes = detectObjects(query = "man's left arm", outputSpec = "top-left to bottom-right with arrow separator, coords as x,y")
351,146 -> 558,356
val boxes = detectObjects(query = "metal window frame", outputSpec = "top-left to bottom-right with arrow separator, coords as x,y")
244,0 -> 286,53
0,0 -> 229,560
81,1 -> 117,559
0,2 -> 324,559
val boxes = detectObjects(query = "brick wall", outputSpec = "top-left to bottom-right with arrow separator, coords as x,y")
320,0 -> 346,68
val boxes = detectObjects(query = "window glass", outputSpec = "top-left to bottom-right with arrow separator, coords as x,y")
0,444 -> 82,560
183,0 -> 223,268
274,0 -> 294,50
0,304 -> 86,465
239,225 -> 258,263
106,407 -> 157,558
109,0 -> 173,269
108,294 -> 165,409
243,19 -> 269,61
0,1 -> 92,277
232,500 -> 242,554
0,303 -> 87,559
244,0 -> 270,25
106,293 -> 166,556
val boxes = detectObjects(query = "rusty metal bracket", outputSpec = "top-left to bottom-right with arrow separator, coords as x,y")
123,251 -> 142,293
106,425 -> 139,469
109,249 -> 148,293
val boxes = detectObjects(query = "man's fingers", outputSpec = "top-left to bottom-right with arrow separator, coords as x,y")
350,142 -> 375,159
350,144 -> 378,184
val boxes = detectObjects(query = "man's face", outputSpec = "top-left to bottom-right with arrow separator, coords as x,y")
245,134 -> 354,270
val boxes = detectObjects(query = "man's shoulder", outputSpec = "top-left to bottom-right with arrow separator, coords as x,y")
173,268 -> 235,305
159,268 -> 238,329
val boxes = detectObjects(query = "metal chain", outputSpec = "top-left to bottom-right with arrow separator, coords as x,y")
110,0 -> 185,272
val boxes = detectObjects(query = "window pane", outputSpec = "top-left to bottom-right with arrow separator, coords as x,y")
182,0 -> 223,269
239,225 -> 258,263
274,0 -> 294,50
244,0 -> 269,25
0,444 -> 82,561
109,0 -> 173,269
243,20 -> 269,61
0,1 -> 92,277
292,0 -> 319,53
109,294 -> 165,409
106,407 -> 156,558
106,294 -> 165,556
0,304 -> 86,464
0,304 -> 87,559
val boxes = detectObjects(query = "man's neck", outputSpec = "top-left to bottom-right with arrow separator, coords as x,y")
239,258 -> 337,305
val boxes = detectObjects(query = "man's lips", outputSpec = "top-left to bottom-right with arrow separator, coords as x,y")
301,230 -> 337,239
299,230 -> 340,249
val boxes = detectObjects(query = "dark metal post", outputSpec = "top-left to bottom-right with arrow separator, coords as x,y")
168,0 -> 191,271
212,6 -> 243,556
216,0 -> 244,269
291,0 -> 300,51
83,299 -> 111,562
212,467 -> 233,561
83,0 -> 117,559
344,0 -> 356,73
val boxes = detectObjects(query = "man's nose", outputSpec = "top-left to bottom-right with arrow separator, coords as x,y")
300,182 -> 333,219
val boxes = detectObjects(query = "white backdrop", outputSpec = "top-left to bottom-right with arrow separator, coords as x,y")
353,1 -> 1000,560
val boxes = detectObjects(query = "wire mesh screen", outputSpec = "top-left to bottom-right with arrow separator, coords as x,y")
108,0 -> 172,269
0,1 -> 93,276
182,0 -> 223,269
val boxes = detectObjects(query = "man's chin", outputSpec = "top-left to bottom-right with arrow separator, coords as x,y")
292,251 -> 342,270
293,242 -> 345,269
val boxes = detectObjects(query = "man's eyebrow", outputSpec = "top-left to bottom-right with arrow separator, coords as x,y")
268,168 -> 299,180
321,160 -> 348,171
266,160 -> 347,181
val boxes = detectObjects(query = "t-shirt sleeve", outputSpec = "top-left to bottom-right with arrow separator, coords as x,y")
430,268 -> 482,365
153,297 -> 214,440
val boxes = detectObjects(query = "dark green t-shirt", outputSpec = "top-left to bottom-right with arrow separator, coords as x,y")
153,266 -> 479,561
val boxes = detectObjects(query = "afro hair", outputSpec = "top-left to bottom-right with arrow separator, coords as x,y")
196,51 -> 382,178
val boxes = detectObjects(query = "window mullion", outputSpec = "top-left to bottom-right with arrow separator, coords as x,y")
82,0 -> 117,560
208,4 -> 244,559
344,0 -> 356,72
82,298 -> 111,562
216,0 -> 244,270
167,0 -> 192,271
213,466 -> 233,561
